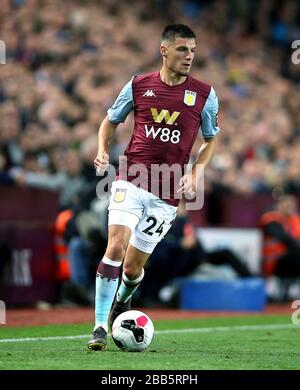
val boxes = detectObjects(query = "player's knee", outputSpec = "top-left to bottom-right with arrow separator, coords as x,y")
106,237 -> 127,259
123,263 -> 141,280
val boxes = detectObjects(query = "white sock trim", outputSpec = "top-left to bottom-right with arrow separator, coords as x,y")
102,256 -> 122,267
122,268 -> 145,285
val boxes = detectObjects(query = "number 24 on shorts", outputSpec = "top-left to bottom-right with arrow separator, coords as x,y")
142,217 -> 165,236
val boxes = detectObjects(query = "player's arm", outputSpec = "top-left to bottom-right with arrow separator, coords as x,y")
94,117 -> 118,173
178,137 -> 218,195
192,136 -> 218,171
94,77 -> 134,173
178,86 -> 220,195
194,85 -> 220,170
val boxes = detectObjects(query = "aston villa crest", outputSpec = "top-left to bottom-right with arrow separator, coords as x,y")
113,189 -> 127,203
184,90 -> 197,106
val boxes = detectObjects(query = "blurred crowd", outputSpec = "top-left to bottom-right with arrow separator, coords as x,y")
1,0 -> 300,306
1,0 -> 300,208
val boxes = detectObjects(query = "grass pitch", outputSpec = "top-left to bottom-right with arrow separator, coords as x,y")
0,314 -> 299,370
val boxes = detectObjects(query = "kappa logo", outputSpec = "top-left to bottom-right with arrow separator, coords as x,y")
143,89 -> 156,97
150,108 -> 180,125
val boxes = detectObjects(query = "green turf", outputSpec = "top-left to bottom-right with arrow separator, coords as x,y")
0,314 -> 299,370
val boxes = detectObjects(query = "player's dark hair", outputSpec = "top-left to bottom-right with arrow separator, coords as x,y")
162,24 -> 196,41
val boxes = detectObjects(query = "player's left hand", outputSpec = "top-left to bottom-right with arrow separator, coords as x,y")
177,173 -> 197,197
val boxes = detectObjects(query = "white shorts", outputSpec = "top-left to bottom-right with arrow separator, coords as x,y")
108,180 -> 177,254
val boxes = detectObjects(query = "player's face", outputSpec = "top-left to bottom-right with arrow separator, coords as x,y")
162,37 -> 196,77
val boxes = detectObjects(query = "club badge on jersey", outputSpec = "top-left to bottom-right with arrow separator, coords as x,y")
114,189 -> 127,203
184,90 -> 197,106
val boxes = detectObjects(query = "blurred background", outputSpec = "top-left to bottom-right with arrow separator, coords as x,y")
1,0 -> 300,311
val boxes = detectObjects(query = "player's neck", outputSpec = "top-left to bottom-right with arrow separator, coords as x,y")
159,68 -> 187,86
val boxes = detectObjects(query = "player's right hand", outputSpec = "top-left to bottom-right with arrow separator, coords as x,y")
94,152 -> 109,175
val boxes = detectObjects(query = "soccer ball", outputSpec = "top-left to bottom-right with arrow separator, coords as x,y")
112,310 -> 154,352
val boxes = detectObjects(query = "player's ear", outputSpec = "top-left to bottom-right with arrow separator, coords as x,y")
160,44 -> 167,58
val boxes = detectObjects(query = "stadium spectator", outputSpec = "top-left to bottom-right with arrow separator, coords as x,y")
0,150 -> 13,184
259,194 -> 300,281
60,203 -> 108,306
57,137 -> 109,305
136,201 -> 253,307
12,149 -> 87,209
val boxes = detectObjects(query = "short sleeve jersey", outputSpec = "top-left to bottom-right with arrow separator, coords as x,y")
107,71 -> 220,206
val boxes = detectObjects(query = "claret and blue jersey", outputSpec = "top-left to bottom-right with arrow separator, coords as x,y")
107,71 -> 220,205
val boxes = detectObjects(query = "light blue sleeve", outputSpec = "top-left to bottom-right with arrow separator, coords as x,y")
200,86 -> 220,139
107,77 -> 134,124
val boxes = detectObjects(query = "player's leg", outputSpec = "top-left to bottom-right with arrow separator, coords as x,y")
118,244 -> 150,299
95,225 -> 131,327
88,225 -> 131,351
88,180 -> 143,350
109,244 -> 150,327
110,194 -> 178,327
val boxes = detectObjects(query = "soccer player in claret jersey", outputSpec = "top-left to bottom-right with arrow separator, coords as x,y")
88,24 -> 220,350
